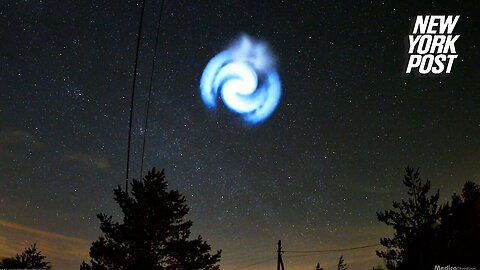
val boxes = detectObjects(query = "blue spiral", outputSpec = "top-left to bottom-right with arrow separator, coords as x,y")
200,34 -> 281,124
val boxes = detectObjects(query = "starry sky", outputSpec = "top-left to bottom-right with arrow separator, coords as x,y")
0,1 -> 479,269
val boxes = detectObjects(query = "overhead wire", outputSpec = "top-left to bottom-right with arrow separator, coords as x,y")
125,0 -> 147,193
140,0 -> 165,179
231,256 -> 277,270
230,243 -> 380,269
283,243 -> 380,255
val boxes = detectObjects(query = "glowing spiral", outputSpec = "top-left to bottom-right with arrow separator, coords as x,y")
200,34 -> 281,124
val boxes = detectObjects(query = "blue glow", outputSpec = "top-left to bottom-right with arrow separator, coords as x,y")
200,34 -> 281,124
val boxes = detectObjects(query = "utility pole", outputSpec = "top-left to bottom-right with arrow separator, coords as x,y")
277,240 -> 285,270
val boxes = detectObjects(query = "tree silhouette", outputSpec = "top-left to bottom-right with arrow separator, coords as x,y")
337,255 -> 347,270
315,262 -> 323,270
80,167 -> 221,270
435,181 -> 480,268
377,167 -> 480,269
376,167 -> 440,270
0,257 -> 19,269
0,243 -> 51,269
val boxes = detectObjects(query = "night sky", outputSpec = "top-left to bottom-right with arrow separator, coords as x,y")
1,1 -> 479,269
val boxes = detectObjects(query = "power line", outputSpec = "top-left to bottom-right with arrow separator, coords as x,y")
232,256 -> 277,270
125,0 -> 147,193
227,254 -> 276,266
283,243 -> 380,254
229,242 -> 380,269
140,0 -> 165,179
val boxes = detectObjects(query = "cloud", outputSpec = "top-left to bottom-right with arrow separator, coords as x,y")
0,219 -> 87,244
0,129 -> 46,149
0,129 -> 48,163
0,219 -> 91,270
66,152 -> 110,169
0,128 -> 110,169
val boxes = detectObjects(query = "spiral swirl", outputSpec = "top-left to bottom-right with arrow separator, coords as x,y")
200,35 -> 281,124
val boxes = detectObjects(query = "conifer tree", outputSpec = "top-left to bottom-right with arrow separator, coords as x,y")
376,167 -> 440,269
81,168 -> 221,270
337,255 -> 347,270
0,243 -> 51,269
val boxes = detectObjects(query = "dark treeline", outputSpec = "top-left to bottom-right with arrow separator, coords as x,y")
374,167 -> 480,270
1,167 -> 479,270
0,243 -> 51,269
315,167 -> 480,270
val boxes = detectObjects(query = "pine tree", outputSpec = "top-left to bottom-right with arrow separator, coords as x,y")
0,243 -> 51,269
337,255 -> 347,270
435,181 -> 480,268
81,167 -> 221,270
376,167 -> 440,270
376,168 -> 480,270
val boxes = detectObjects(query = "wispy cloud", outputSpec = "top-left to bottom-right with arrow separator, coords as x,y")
0,219 -> 88,244
0,129 -> 48,164
0,219 -> 91,270
0,129 -> 46,150
66,152 -> 110,169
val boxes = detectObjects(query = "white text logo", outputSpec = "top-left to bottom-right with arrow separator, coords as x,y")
405,15 -> 460,75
